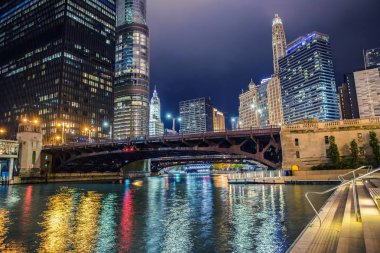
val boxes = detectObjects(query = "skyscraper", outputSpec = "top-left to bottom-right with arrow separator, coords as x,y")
212,108 -> 226,132
0,0 -> 115,143
179,98 -> 213,134
148,87 -> 164,136
279,32 -> 340,124
354,67 -> 380,118
337,73 -> 360,119
365,47 -> 380,69
272,14 -> 287,75
114,0 -> 149,139
267,76 -> 284,126
239,79 -> 260,129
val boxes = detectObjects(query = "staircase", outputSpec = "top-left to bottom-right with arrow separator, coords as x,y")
288,167 -> 380,253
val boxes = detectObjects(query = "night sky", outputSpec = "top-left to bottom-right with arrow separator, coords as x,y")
148,0 -> 380,128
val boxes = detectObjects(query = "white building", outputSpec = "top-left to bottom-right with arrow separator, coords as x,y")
354,67 -> 380,118
148,87 -> 164,136
239,79 -> 260,129
272,14 -> 287,75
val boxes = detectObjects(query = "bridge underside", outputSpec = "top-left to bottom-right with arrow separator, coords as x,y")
43,129 -> 281,173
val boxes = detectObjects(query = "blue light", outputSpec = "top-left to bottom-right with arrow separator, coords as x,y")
286,33 -> 317,54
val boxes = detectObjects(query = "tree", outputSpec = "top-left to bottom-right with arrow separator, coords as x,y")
350,139 -> 360,168
369,131 -> 380,165
328,136 -> 340,168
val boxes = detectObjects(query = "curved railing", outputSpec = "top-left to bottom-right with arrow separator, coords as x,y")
305,167 -> 380,226
338,165 -> 373,182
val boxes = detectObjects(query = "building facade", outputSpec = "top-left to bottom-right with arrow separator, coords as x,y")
257,79 -> 270,128
179,98 -> 213,134
0,0 -> 116,143
272,14 -> 287,75
148,87 -> 164,136
114,0 -> 149,139
354,67 -> 380,118
267,76 -> 284,126
212,108 -> 225,132
279,32 -> 340,124
281,118 -> 380,170
365,47 -> 380,69
239,80 -> 260,129
337,84 -> 352,119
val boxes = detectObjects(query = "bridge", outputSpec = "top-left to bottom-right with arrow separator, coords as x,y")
42,128 -> 281,173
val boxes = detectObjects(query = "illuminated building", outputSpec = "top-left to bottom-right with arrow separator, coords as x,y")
149,87 -> 164,136
0,0 -> 115,142
272,14 -> 287,75
114,0 -> 149,139
267,76 -> 284,126
239,79 -> 260,129
354,67 -> 380,118
257,79 -> 270,128
337,73 -> 360,119
212,108 -> 225,132
279,32 -> 340,124
179,97 -> 213,134
365,47 -> 380,69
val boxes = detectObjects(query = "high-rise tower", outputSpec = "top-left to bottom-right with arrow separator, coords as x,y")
114,0 -> 150,139
279,32 -> 340,124
148,87 -> 164,136
272,14 -> 287,75
0,0 -> 115,143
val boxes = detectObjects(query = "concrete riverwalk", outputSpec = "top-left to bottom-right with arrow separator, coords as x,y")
288,177 -> 380,253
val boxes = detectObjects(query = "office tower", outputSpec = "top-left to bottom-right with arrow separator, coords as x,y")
257,79 -> 270,128
114,0 -> 149,139
239,79 -> 260,129
148,87 -> 164,136
337,73 -> 360,119
212,108 -> 225,132
0,1 -> 115,143
272,14 -> 287,75
279,32 -> 340,124
354,67 -> 380,118
179,98 -> 213,134
267,76 -> 284,126
365,47 -> 380,68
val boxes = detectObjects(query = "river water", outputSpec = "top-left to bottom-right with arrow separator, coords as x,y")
0,175 -> 331,253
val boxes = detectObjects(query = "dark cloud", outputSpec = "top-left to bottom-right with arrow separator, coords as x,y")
148,0 -> 380,128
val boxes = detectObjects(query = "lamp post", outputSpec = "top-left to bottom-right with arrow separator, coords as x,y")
0,128 -> 5,139
85,127 -> 95,143
166,113 -> 181,132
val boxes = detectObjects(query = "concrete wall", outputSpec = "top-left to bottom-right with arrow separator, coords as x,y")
281,118 -> 380,170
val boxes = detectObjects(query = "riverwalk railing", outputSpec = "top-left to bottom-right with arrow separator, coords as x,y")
338,165 -> 373,182
228,170 -> 282,180
305,166 -> 380,226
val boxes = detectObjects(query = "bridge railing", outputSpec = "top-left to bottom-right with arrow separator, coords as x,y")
228,170 -> 282,180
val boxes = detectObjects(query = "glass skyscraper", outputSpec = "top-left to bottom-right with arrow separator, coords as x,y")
279,32 -> 340,124
179,98 -> 213,134
114,0 -> 149,139
365,47 -> 380,69
0,0 -> 115,143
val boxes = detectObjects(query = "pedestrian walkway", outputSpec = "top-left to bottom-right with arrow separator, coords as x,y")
288,171 -> 380,253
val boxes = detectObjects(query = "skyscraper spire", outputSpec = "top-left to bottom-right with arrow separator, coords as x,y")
272,14 -> 287,75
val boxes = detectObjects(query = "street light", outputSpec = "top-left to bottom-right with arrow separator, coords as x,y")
166,113 -> 180,132
84,127 -> 95,143
0,128 -> 6,139
103,121 -> 113,140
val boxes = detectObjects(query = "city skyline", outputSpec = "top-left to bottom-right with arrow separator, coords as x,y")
148,0 -> 380,128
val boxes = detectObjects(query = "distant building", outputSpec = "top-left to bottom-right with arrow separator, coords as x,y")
365,47 -> 380,69
0,0 -> 115,142
354,67 -> 380,118
272,14 -> 287,75
239,80 -> 260,129
257,79 -> 270,128
267,76 -> 284,126
212,108 -> 225,132
279,32 -> 340,124
114,0 -> 150,139
179,98 -> 213,134
148,87 -> 164,136
337,73 -> 360,119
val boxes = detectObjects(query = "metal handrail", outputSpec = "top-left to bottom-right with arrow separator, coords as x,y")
338,165 -> 373,182
305,167 -> 380,226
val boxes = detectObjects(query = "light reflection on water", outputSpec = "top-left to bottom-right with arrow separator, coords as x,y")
0,175 -> 331,252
